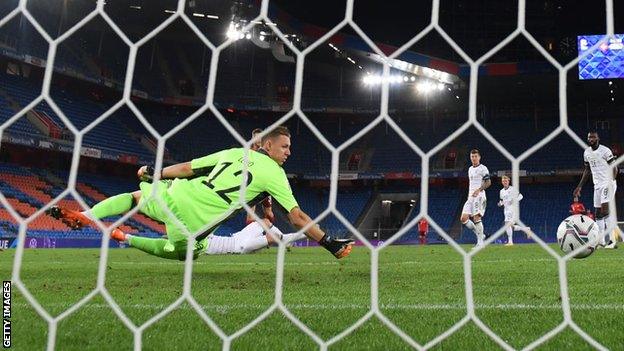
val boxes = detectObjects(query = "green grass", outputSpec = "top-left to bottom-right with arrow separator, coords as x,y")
1,244 -> 623,350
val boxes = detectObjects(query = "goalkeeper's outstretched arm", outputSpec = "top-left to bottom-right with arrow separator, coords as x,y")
137,162 -> 194,181
287,207 -> 353,259
138,149 -> 231,181
287,207 -> 324,241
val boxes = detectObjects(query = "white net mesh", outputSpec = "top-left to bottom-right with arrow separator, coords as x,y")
2,0 -> 617,349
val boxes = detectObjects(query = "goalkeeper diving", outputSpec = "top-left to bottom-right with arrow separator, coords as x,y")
46,126 -> 353,260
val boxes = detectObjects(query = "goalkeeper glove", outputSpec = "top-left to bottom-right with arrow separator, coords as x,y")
139,165 -> 155,182
319,234 -> 354,259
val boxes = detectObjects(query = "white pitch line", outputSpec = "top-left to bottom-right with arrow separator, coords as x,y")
13,302 -> 624,311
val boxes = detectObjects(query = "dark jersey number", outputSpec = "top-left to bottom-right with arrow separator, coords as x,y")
202,162 -> 254,204
203,162 -> 232,189
214,170 -> 253,204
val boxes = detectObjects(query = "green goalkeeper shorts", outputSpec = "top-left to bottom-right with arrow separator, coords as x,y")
138,180 -> 173,223
138,180 -> 207,258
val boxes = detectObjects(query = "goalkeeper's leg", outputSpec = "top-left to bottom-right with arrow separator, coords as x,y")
96,180 -> 170,222
46,192 -> 138,229
84,192 -> 139,220
112,227 -> 206,261
46,181 -> 170,230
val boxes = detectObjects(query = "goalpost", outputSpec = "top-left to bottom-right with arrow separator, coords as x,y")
2,0 -> 617,350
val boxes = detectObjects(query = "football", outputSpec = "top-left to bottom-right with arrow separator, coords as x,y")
556,214 -> 600,259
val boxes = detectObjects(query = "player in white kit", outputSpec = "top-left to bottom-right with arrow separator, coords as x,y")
497,175 -> 530,246
460,149 -> 491,247
204,219 -> 306,255
573,131 -> 618,249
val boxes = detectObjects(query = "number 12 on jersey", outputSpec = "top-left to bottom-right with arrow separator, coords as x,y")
202,162 -> 254,204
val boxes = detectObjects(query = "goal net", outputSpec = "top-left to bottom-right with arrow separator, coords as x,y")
1,0 -> 618,350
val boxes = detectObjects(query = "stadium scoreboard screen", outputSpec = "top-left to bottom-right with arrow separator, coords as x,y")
578,34 -> 624,80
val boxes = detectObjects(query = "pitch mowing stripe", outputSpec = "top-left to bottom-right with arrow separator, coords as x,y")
13,302 -> 624,311
21,256 -> 624,266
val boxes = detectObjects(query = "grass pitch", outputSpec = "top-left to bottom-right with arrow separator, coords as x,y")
1,244 -> 623,350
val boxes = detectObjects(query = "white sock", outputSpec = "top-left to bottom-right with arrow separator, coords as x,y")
513,225 -> 528,231
240,235 -> 270,254
463,219 -> 476,231
506,226 -> 513,244
205,235 -> 238,255
603,215 -> 612,243
474,221 -> 485,244
463,220 -> 480,244
596,218 -> 606,245
282,232 -> 307,244
267,226 -> 284,241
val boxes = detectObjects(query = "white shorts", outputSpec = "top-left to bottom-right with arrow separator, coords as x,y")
462,193 -> 487,217
503,208 -> 514,222
206,222 -> 266,255
593,180 -> 617,208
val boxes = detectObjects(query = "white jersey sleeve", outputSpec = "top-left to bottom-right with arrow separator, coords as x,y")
482,166 -> 490,181
603,146 -> 615,163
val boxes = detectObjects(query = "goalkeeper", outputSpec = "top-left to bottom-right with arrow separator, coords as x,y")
46,126 -> 353,260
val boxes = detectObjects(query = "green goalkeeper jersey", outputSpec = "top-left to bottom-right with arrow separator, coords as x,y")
163,148 -> 298,236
